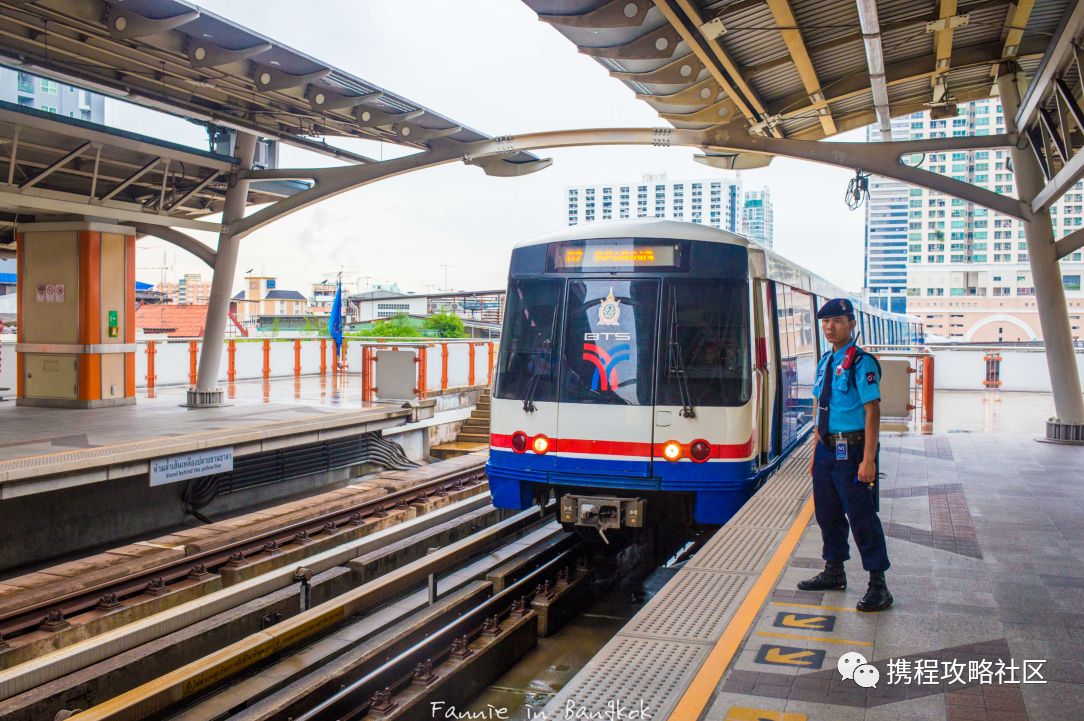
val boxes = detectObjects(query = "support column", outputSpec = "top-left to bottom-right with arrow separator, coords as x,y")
997,65 -> 1084,440
188,132 -> 257,407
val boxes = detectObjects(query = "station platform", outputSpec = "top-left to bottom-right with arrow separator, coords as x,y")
0,376 -> 452,573
543,392 -> 1084,721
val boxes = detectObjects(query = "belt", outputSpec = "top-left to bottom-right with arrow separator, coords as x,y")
823,430 -> 865,446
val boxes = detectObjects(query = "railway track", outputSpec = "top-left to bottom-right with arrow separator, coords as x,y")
54,507 -> 587,721
0,458 -> 486,647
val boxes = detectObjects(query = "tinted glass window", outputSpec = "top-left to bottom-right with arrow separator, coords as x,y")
658,279 -> 751,407
561,279 -> 658,406
494,278 -> 563,402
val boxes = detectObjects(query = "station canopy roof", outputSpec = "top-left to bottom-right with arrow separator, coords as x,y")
523,0 -> 1068,142
0,0 -> 537,245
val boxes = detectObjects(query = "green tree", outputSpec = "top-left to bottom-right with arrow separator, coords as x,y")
423,311 -> 467,338
352,313 -> 421,338
271,317 -> 280,336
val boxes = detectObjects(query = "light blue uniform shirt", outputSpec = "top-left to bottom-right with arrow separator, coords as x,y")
811,340 -> 881,433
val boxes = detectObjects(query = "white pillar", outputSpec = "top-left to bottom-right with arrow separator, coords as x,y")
997,65 -> 1084,436
188,131 -> 257,406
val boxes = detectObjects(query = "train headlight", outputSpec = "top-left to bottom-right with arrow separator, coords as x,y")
532,435 -> 550,454
690,440 -> 711,463
511,432 -> 528,453
662,441 -> 682,462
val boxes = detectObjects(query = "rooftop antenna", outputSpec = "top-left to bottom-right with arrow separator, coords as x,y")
439,261 -> 462,292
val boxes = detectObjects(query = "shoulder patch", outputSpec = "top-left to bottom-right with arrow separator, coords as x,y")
866,371 -> 877,385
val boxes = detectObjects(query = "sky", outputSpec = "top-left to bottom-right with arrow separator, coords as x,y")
113,0 -> 870,297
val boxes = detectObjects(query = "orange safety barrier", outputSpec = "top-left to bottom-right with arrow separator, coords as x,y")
416,345 -> 428,399
983,352 -> 1001,389
922,355 -> 935,422
262,339 -> 271,379
487,341 -> 495,385
340,339 -> 349,372
361,346 -> 375,402
320,338 -> 327,375
188,340 -> 198,386
146,340 -> 157,389
440,343 -> 449,390
293,338 -> 302,377
227,340 -> 236,382
468,343 -> 476,386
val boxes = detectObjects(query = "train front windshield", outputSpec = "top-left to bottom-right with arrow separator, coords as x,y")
495,238 -> 751,408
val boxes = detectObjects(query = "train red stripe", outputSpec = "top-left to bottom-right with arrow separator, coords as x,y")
490,433 -> 754,459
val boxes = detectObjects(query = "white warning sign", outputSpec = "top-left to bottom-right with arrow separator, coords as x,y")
150,447 -> 234,486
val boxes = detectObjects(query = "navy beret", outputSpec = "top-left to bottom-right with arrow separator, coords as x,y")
816,297 -> 856,319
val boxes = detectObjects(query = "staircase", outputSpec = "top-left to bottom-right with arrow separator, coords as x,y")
431,389 -> 491,459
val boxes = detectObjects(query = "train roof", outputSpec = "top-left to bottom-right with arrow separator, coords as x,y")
512,219 -> 917,323
513,219 -> 747,249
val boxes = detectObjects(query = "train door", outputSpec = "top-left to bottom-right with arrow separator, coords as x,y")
556,279 -> 660,479
754,280 -> 779,464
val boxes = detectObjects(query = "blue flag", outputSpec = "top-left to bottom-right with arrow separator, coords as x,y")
328,279 -> 343,355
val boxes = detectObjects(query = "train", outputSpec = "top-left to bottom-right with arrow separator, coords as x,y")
487,220 -> 921,541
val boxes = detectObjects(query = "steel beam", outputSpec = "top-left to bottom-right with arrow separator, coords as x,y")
855,0 -> 892,138
1032,142 -> 1084,210
764,0 -> 835,135
998,67 -> 1084,427
166,171 -> 222,212
0,188 -> 222,233
233,128 -> 1023,241
19,141 -> 91,190
127,223 -> 216,267
99,157 -> 162,202
1055,226 -> 1084,259
652,0 -> 780,136
1014,0 -> 1084,129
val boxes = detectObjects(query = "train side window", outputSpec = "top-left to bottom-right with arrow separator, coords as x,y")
657,278 -> 751,407
494,278 -> 563,402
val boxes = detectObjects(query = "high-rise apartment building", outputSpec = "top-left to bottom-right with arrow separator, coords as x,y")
566,174 -> 742,233
864,99 -> 1084,342
742,188 -> 775,250
864,119 -> 913,314
0,68 -> 105,122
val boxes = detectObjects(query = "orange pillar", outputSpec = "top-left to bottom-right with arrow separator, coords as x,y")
227,340 -> 236,382
262,339 -> 271,379
77,231 -> 102,403
124,234 -> 135,398
340,339 -> 349,372
320,338 -> 327,375
468,343 -> 476,386
293,338 -> 302,377
188,340 -> 198,386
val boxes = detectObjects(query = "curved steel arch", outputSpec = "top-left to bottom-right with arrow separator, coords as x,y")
233,127 -> 1025,240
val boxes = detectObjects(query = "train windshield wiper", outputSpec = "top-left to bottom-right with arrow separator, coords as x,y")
668,286 -> 696,419
523,312 -> 558,413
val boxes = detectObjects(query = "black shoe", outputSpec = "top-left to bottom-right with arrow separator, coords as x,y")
856,572 -> 893,612
797,563 -> 846,591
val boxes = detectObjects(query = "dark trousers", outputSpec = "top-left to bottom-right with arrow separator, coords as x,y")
812,441 -> 890,573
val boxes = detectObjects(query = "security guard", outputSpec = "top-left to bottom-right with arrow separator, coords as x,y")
798,298 -> 892,612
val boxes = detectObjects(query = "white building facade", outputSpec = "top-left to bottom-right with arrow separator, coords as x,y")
566,174 -> 742,233
865,99 -> 1084,342
864,118 -> 913,315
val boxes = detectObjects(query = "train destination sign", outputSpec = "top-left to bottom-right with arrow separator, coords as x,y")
150,447 -> 234,486
550,241 -> 682,272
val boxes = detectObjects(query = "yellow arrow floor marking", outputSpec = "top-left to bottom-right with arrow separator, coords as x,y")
770,601 -> 859,613
780,613 -> 828,629
725,707 -> 807,721
763,647 -> 816,665
757,630 -> 874,647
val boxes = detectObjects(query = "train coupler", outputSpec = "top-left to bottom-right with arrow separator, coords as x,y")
559,494 -> 645,544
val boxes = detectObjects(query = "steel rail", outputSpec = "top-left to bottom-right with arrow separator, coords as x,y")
0,461 -> 486,641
